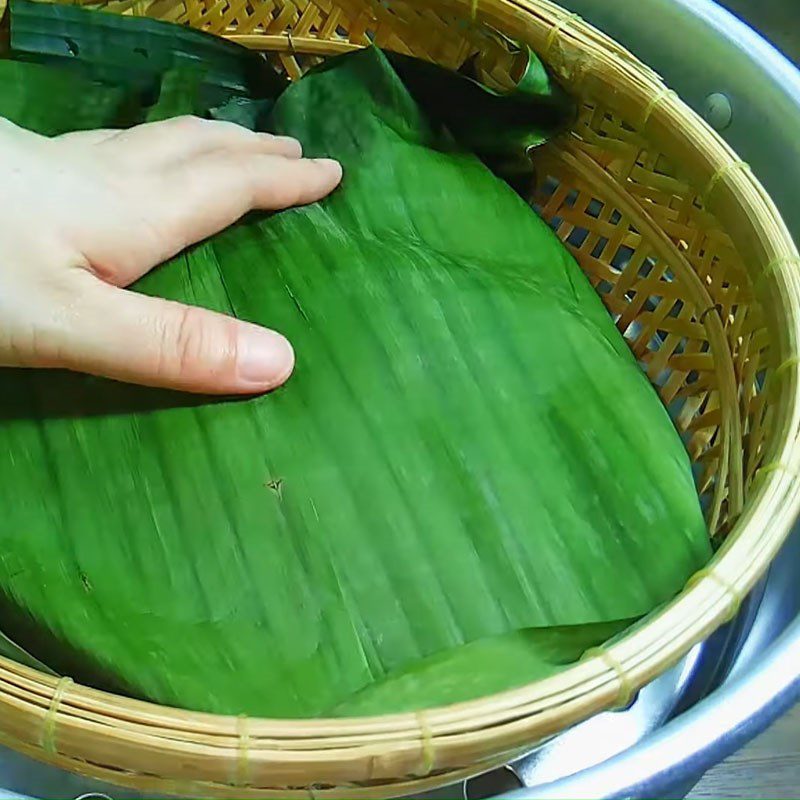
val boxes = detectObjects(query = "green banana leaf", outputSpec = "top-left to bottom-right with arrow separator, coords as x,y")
0,22 -> 709,717
9,0 -> 287,113
334,621 -> 630,717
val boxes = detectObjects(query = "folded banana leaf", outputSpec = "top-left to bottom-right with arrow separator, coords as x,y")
334,621 -> 630,717
0,12 -> 709,717
385,49 -> 573,190
9,0 -> 287,114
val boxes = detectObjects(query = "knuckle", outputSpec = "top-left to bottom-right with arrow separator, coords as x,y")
255,158 -> 303,208
161,115 -> 208,139
169,116 -> 253,144
213,120 -> 256,141
272,135 -> 303,158
226,152 -> 260,204
172,115 -> 206,130
164,305 -> 238,381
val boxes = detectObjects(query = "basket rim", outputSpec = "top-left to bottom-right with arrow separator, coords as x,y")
1,0 -> 800,794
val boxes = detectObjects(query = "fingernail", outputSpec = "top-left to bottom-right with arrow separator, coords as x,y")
313,158 -> 343,179
272,134 -> 303,158
237,325 -> 295,388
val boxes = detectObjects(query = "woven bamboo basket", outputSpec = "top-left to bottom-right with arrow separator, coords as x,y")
0,0 -> 799,796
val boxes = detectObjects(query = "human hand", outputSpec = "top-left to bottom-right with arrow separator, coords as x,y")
0,116 -> 342,394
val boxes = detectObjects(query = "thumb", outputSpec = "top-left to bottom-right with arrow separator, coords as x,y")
37,276 -> 294,394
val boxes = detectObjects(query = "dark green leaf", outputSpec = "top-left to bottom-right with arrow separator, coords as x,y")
385,47 -> 575,190
387,48 -> 572,152
9,0 -> 287,112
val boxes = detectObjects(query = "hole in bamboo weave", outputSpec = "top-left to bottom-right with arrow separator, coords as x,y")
669,298 -> 685,318
590,236 -> 609,259
611,244 -> 634,270
596,279 -> 614,295
567,227 -> 589,248
546,214 -> 563,231
585,198 -> 604,218
637,258 -> 656,279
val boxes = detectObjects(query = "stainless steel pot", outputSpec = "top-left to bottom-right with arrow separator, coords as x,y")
0,1 -> 798,798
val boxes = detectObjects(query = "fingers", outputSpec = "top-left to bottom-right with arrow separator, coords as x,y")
103,116 -> 303,165
61,116 -> 341,283
23,274 -> 295,394
157,153 -> 342,254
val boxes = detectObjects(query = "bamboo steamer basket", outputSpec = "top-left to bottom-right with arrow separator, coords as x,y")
0,0 -> 799,796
